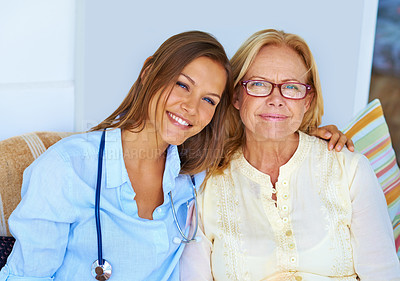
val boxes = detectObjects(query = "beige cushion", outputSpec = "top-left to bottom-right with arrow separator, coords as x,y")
0,132 -> 74,236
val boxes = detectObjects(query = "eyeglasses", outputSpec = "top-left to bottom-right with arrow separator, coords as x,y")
241,80 -> 312,100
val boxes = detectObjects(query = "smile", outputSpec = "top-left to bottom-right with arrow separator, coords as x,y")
167,111 -> 192,127
259,113 -> 288,121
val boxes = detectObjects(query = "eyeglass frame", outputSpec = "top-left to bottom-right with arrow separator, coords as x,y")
241,80 -> 312,100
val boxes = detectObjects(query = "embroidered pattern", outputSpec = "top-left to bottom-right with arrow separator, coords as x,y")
312,136 -> 354,276
216,173 -> 248,281
207,133 -> 360,280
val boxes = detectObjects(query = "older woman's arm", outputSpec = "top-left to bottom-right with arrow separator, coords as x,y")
349,155 -> 400,280
180,227 -> 213,281
180,178 -> 213,281
180,197 -> 213,281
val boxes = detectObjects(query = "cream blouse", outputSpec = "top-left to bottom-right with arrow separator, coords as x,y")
181,132 -> 400,281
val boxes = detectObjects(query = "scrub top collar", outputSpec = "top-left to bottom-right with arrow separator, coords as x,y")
104,128 -> 129,189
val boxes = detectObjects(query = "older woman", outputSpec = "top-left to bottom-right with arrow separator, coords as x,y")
181,29 -> 400,280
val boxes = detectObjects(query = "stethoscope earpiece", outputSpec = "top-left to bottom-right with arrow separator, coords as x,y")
173,235 -> 202,244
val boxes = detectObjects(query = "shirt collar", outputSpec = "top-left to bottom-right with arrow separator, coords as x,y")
104,129 -> 182,190
104,128 -> 129,189
162,144 -> 181,195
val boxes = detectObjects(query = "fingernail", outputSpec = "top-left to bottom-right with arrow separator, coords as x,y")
336,145 -> 342,151
325,132 -> 332,138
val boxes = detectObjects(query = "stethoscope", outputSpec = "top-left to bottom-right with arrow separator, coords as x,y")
91,130 -> 199,280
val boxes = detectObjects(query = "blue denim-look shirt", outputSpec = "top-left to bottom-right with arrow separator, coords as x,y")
0,129 -> 204,281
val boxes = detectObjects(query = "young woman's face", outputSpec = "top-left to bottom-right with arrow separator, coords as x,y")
149,56 -> 227,146
234,45 -> 313,142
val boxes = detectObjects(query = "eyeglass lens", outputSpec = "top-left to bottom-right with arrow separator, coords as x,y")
246,81 -> 307,99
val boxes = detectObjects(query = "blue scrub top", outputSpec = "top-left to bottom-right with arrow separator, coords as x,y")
0,129 -> 204,281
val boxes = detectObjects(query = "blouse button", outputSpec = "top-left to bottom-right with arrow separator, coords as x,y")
290,256 -> 297,263
282,180 -> 288,186
282,193 -> 289,200
295,276 -> 302,281
288,242 -> 295,249
285,230 -> 293,236
282,217 -> 289,223
282,205 -> 289,211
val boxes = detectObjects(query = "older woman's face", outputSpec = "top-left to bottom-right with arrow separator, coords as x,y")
234,44 -> 313,142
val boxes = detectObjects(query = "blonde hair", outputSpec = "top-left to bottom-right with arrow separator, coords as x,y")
91,31 -> 233,175
218,29 -> 324,172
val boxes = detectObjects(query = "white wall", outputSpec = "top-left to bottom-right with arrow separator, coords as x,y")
1,0 -> 378,140
0,0 -> 75,141
76,0 -> 378,132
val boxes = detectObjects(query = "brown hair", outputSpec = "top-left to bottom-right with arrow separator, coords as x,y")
217,29 -> 324,172
91,30 -> 233,175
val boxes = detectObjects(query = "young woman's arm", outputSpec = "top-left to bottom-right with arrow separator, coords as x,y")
0,147 -> 76,280
311,125 -> 354,152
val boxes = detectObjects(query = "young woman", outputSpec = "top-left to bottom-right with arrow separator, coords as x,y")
0,31 -> 232,281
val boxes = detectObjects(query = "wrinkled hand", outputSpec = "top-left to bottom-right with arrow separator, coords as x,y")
311,125 -> 355,152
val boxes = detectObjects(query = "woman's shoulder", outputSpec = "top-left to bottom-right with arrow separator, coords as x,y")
303,132 -> 365,172
207,151 -> 241,178
50,130 -> 103,154
304,132 -> 362,159
200,151 -> 243,198
21,131 -> 108,196
28,130 -> 104,172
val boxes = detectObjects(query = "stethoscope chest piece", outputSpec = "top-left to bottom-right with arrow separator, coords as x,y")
91,259 -> 112,280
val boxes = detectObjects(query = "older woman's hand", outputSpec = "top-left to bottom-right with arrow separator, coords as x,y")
311,125 -> 355,152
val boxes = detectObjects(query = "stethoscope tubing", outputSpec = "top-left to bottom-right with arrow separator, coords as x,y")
95,130 -> 106,266
168,175 -> 198,243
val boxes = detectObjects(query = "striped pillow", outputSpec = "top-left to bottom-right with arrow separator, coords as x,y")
343,99 -> 400,257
